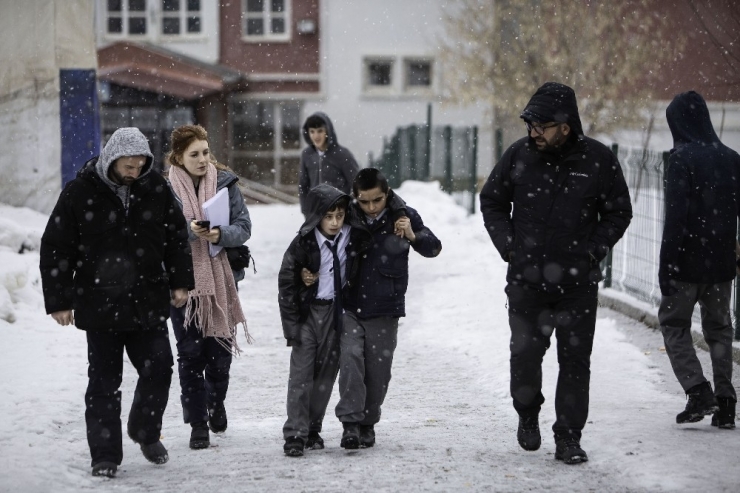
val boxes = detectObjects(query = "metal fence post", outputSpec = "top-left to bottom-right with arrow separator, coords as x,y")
423,104 -> 432,180
495,128 -> 504,162
408,126 -> 417,181
443,126 -> 453,192
469,126 -> 478,215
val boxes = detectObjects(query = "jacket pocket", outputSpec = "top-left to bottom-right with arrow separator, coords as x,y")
378,267 -> 408,297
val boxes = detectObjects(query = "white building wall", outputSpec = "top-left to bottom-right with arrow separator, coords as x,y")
94,0 -> 220,64
0,0 -> 97,214
305,0 -> 494,178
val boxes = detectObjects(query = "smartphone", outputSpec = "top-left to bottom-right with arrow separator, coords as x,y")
194,220 -> 210,229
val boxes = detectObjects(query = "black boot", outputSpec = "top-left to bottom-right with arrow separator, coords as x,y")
284,436 -> 305,457
139,440 -> 169,464
340,422 -> 360,449
676,381 -> 719,424
305,431 -> 325,450
359,425 -> 375,448
711,397 -> 737,429
208,402 -> 228,433
517,415 -> 541,451
555,437 -> 588,464
91,461 -> 117,478
189,422 -> 210,450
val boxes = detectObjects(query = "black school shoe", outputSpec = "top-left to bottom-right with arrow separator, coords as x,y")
190,422 -> 210,450
340,423 -> 360,449
359,425 -> 375,448
305,431 -> 324,450
91,461 -> 117,478
554,437 -> 588,465
711,397 -> 737,429
208,402 -> 228,433
139,441 -> 169,464
677,381 -> 719,424
517,415 -> 541,451
284,436 -> 305,457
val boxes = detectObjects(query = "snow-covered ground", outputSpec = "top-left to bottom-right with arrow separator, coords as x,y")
1,182 -> 739,493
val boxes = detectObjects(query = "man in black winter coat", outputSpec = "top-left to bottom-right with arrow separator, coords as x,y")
658,91 -> 740,429
298,112 -> 360,216
39,127 -> 195,478
480,82 -> 632,464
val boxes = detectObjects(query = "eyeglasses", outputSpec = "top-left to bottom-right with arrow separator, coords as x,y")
525,122 -> 560,135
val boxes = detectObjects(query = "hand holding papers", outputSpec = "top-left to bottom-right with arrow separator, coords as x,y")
202,188 -> 229,257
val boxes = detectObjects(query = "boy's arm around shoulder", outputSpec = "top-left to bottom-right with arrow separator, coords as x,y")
406,206 -> 442,258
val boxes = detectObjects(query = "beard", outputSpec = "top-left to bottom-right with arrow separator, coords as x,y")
109,166 -> 135,186
535,127 -> 569,151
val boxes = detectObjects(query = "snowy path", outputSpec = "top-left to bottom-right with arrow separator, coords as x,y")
1,183 -> 739,492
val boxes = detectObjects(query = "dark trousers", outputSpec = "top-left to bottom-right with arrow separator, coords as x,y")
336,312 -> 399,425
170,306 -> 233,424
85,327 -> 173,466
283,303 -> 341,440
506,282 -> 598,440
659,280 -> 736,400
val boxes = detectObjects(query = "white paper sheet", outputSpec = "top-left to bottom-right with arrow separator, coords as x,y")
202,188 -> 229,257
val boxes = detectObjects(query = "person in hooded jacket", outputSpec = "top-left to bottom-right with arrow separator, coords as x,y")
658,91 -> 740,430
278,184 -> 351,456
298,112 -> 360,216
39,127 -> 194,478
335,168 -> 442,450
165,124 -> 252,450
480,82 -> 632,464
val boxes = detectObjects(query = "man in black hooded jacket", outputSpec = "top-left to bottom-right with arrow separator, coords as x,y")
658,91 -> 740,429
480,82 -> 632,464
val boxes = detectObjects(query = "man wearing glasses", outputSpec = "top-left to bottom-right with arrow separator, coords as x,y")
480,82 -> 632,464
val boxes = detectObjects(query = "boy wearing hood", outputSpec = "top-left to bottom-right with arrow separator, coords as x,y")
40,128 -> 194,477
658,91 -> 740,429
298,112 -> 360,216
278,184 -> 351,456
480,82 -> 632,464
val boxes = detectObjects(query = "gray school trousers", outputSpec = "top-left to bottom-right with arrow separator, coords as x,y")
335,312 -> 399,425
283,302 -> 340,440
658,280 -> 736,400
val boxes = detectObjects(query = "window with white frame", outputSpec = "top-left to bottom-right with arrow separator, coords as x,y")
162,0 -> 202,36
106,0 -> 148,36
243,0 -> 290,41
404,59 -> 433,89
364,58 -> 394,91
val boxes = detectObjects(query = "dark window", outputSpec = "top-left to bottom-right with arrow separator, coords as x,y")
108,17 -> 123,33
247,18 -> 264,35
187,16 -> 201,33
271,0 -> 284,12
247,0 -> 263,12
407,61 -> 432,87
368,62 -> 392,86
271,18 -> 285,34
233,102 -> 275,151
187,0 -> 200,11
281,103 -> 302,150
163,17 -> 180,34
163,0 -> 179,11
129,17 -> 147,34
129,0 -> 146,11
108,0 -> 122,11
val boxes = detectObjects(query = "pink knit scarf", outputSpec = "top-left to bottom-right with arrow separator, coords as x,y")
168,163 -> 250,354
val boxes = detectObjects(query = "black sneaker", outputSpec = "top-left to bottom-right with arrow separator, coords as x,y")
91,461 -> 117,478
711,397 -> 737,430
555,437 -> 588,464
208,402 -> 228,434
190,422 -> 210,450
340,422 -> 360,449
517,415 -> 541,451
305,431 -> 324,450
284,436 -> 305,457
359,425 -> 375,448
139,440 -> 169,464
676,381 -> 719,424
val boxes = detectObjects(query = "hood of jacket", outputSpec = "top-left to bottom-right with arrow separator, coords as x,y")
666,91 -> 719,149
95,127 -> 154,189
302,111 -> 339,150
520,82 -> 584,137
298,183 -> 349,236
